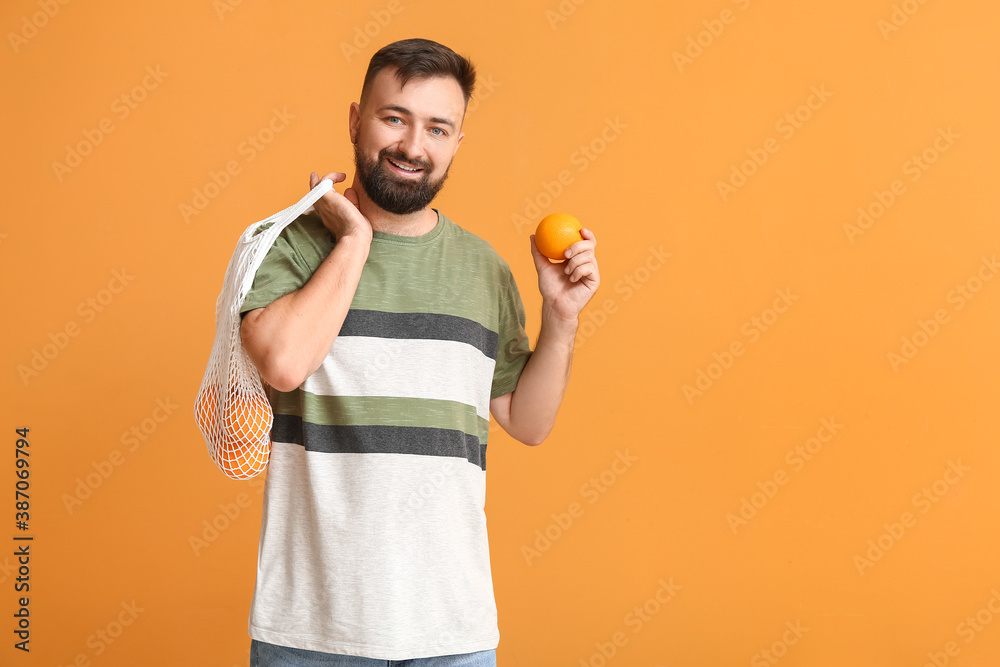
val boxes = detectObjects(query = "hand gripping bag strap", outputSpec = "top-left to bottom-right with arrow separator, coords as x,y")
194,179 -> 334,479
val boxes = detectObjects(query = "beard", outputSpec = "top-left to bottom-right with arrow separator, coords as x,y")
353,143 -> 451,215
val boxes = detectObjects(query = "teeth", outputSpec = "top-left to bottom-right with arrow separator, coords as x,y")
388,158 -> 419,172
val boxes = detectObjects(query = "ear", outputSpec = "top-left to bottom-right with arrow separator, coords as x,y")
453,130 -> 465,157
349,102 -> 361,145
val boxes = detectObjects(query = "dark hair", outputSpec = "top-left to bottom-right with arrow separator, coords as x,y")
360,38 -> 476,110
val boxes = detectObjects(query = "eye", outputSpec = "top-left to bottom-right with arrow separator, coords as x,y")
430,127 -> 446,137
386,116 -> 402,124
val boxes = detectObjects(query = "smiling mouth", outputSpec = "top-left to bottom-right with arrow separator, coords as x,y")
385,156 -> 424,175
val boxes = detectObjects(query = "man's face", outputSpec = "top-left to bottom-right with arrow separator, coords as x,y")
351,67 -> 466,215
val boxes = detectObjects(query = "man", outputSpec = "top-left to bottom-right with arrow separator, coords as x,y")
239,38 -> 599,666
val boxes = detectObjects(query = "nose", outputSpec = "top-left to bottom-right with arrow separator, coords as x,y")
396,126 -> 426,166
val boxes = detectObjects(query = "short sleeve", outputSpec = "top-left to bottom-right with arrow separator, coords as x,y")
490,263 -> 533,399
239,224 -> 317,318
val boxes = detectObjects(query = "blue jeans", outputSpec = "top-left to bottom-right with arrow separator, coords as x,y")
249,639 -> 497,667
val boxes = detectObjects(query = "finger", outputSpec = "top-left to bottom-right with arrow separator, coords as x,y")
343,187 -> 360,208
579,227 -> 597,247
310,172 -> 318,188
575,260 -> 601,285
316,172 -> 347,186
529,235 -> 552,271
568,261 -> 596,284
564,239 -> 595,259
565,252 -> 594,279
563,249 -> 594,276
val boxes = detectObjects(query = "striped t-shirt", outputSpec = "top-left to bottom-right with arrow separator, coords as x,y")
238,206 -> 532,659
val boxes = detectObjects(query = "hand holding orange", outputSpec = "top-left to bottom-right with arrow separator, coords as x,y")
534,213 -> 584,260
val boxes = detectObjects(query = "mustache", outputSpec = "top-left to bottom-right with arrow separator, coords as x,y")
380,149 -> 431,171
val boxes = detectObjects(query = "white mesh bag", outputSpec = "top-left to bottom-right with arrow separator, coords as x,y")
194,178 -> 334,479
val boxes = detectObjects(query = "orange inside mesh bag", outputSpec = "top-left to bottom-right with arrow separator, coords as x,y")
195,384 -> 271,479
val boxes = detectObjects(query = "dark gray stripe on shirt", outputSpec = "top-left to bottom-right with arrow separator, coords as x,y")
272,413 -> 487,471
340,309 -> 499,361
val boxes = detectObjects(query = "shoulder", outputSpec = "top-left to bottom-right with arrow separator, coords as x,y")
280,210 -> 331,246
258,210 -> 332,269
252,208 -> 325,239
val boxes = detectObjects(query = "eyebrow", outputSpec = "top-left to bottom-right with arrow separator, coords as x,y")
376,104 -> 456,130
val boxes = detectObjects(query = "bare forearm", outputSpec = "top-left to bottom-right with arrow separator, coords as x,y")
508,306 -> 578,445
242,234 -> 370,391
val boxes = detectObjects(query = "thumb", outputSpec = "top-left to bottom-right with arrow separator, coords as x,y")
344,186 -> 360,209
529,234 -> 550,272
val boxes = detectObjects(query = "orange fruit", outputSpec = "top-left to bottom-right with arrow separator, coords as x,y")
534,213 -> 583,260
194,384 -> 220,436
195,384 -> 272,478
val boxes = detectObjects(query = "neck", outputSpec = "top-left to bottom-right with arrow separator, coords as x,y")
352,174 -> 437,237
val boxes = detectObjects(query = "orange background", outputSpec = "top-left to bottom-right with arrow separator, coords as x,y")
3,0 -> 1000,665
